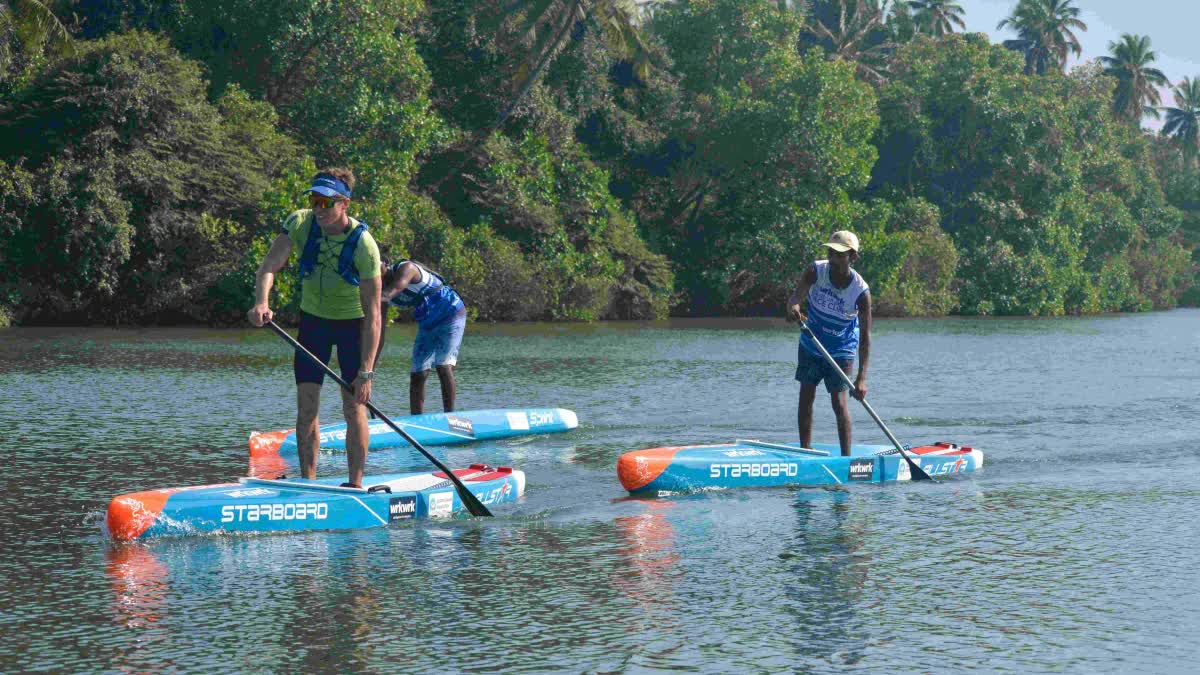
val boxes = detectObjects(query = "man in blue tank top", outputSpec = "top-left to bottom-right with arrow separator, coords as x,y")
786,231 -> 872,456
377,260 -> 467,414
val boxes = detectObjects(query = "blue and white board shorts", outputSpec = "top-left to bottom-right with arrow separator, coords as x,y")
795,344 -> 853,393
412,308 -> 467,373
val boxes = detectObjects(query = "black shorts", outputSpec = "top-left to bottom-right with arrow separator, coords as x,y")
295,312 -> 364,386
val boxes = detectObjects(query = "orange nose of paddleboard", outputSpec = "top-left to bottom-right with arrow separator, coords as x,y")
617,447 -> 682,491
106,491 -> 170,541
248,429 -> 290,457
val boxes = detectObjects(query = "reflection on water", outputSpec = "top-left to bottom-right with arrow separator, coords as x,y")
106,544 -> 169,631
614,499 -> 681,607
784,490 -> 872,668
247,452 -> 290,479
1,311 -> 1199,671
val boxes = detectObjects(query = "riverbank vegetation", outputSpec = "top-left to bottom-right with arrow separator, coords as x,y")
1,0 -> 1196,325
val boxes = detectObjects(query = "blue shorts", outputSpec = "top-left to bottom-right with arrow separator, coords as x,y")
295,312 -> 363,386
795,344 -> 853,393
412,308 -> 466,373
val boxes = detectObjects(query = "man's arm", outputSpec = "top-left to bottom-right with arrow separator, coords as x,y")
786,264 -> 818,323
355,276 -> 383,405
247,233 -> 294,326
374,261 -> 423,372
853,290 -> 871,400
380,261 -> 421,303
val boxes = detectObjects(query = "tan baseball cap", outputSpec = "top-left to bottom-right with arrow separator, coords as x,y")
824,230 -> 860,253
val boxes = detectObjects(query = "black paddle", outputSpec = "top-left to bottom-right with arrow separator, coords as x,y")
265,320 -> 494,516
799,322 -> 936,482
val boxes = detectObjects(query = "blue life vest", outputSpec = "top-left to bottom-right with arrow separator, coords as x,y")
297,215 -> 368,286
388,260 -> 447,307
388,260 -> 465,327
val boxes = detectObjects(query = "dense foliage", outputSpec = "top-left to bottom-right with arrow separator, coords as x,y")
0,0 -> 1196,326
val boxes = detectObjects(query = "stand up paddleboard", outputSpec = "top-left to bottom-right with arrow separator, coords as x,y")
618,440 -> 982,494
249,408 -> 578,456
106,465 -> 524,540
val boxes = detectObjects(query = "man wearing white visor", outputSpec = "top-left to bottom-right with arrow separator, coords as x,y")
247,168 -> 382,488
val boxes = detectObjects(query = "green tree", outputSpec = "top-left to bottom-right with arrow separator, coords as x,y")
873,37 -> 1191,314
997,0 -> 1086,75
414,0 -> 674,319
852,197 -> 959,315
1101,33 -> 1169,125
1162,76 -> 1200,167
0,32 -> 305,323
646,0 -> 878,313
160,0 -> 442,193
907,0 -> 964,37
423,0 -> 655,192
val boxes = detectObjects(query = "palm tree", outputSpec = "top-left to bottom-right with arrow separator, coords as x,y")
885,0 -> 918,43
804,0 -> 894,85
1101,33 -> 1169,125
429,0 -> 651,191
1163,77 -> 1200,166
996,0 -> 1086,75
907,0 -> 965,37
0,0 -> 72,77
489,0 -> 650,127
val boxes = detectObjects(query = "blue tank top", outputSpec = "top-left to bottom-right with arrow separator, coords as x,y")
387,262 -> 465,328
800,260 -> 869,360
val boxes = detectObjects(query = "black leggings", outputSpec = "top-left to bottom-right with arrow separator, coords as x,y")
294,312 -> 363,385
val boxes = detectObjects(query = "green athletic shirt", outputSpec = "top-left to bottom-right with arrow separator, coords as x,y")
284,209 -> 381,320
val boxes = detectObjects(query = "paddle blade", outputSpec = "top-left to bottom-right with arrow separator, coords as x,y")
365,401 -> 494,517
458,484 -> 494,517
904,454 -> 935,481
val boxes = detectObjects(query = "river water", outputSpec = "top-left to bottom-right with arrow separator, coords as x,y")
1,311 -> 1197,673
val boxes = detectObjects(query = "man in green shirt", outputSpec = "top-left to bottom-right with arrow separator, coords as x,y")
247,168 -> 382,488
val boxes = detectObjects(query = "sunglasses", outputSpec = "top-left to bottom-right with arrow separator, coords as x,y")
828,248 -> 851,257
308,194 -> 347,209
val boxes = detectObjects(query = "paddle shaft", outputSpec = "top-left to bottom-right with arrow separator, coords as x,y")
799,323 -> 935,482
265,320 -> 493,516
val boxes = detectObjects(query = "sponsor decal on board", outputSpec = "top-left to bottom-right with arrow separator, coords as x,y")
475,481 -> 513,505
428,492 -> 454,518
709,462 -> 799,479
921,457 -> 968,476
848,458 -> 874,481
389,496 -> 417,521
447,415 -> 475,437
221,502 -> 327,523
224,488 -> 278,498
319,428 -> 347,444
723,449 -> 767,458
505,412 -> 530,431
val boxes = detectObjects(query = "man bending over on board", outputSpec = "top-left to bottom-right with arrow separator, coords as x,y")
377,260 -> 467,414
247,168 -> 382,488
786,230 -> 872,457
